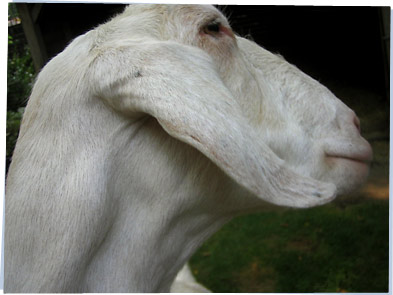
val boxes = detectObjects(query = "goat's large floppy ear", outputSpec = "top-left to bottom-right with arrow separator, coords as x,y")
89,40 -> 336,208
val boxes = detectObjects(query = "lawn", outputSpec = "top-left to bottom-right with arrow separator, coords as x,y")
190,199 -> 389,293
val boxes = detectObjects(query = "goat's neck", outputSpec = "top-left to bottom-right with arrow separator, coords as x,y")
83,118 -> 238,292
87,191 -> 232,292
130,206 -> 231,292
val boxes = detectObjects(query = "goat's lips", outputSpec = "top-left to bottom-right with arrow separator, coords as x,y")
325,147 -> 373,166
324,138 -> 373,165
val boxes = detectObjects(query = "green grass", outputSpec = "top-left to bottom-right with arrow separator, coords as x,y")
189,199 -> 389,293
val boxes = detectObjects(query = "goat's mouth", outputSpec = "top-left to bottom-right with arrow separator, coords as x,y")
325,154 -> 372,166
324,148 -> 373,172
324,139 -> 373,166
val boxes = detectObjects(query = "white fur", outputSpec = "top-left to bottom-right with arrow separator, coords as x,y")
5,4 -> 372,292
170,264 -> 211,293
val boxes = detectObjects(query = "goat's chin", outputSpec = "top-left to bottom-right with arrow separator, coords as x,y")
323,156 -> 371,195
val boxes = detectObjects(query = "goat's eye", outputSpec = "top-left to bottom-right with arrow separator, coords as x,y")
203,22 -> 221,35
207,23 -> 220,32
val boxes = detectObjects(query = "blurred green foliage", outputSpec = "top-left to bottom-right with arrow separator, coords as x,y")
7,34 -> 35,111
7,30 -> 35,168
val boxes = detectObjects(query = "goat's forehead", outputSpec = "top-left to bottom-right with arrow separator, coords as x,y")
169,4 -> 221,16
124,4 -> 223,19
167,5 -> 227,25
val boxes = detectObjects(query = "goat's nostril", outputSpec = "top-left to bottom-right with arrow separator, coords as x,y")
353,115 -> 361,133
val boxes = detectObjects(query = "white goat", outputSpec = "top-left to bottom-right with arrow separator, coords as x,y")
5,4 -> 372,293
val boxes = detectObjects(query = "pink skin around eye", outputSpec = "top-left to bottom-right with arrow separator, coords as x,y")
201,23 -> 235,39
219,25 -> 235,39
